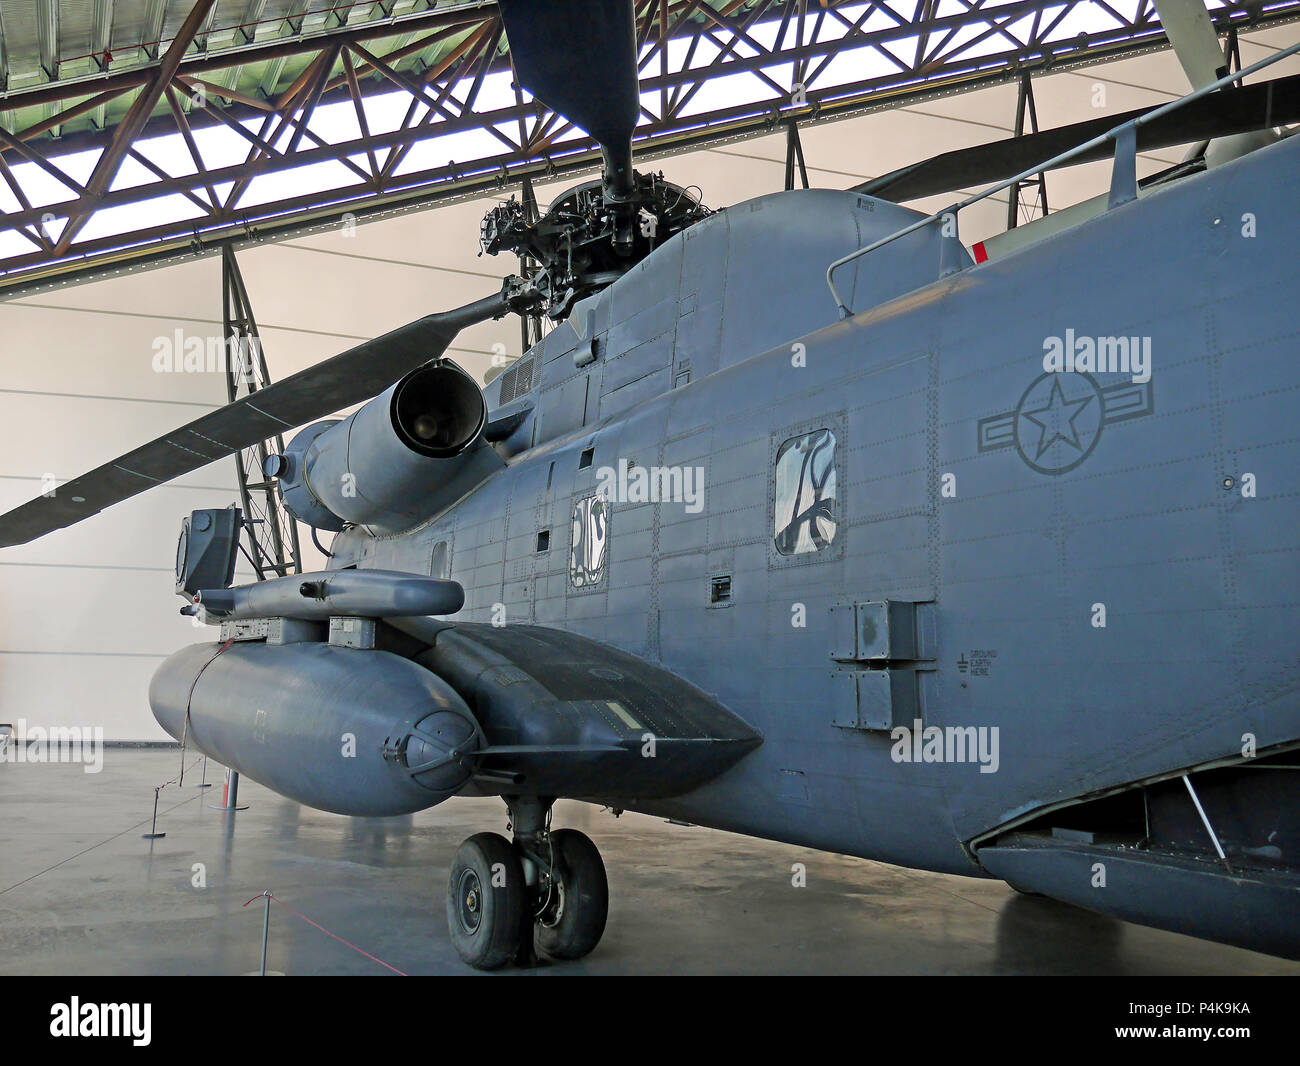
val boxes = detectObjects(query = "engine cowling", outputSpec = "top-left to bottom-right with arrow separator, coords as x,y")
268,360 -> 503,534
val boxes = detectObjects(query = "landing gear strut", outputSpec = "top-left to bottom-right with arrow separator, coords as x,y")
446,796 -> 609,970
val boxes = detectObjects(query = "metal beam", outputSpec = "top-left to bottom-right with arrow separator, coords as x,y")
324,0 -> 353,31
92,0 -> 116,70
37,0 -> 60,81
144,0 -> 168,61
5,62 -> 1289,243
239,0 -> 270,44
259,0 -> 324,97
195,0 -> 224,54
3,0 -> 1299,293
55,0 -> 220,254
90,0 -> 116,127
11,88 -> 133,144
0,4 -> 10,92
0,0 -> 1176,116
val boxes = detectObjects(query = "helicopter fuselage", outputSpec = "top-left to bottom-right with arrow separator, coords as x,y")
325,133 -> 1300,957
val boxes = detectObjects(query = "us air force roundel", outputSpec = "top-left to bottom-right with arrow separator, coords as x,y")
977,371 -> 1155,475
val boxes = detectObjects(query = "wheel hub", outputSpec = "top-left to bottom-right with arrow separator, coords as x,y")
537,874 -> 566,929
456,868 -> 483,934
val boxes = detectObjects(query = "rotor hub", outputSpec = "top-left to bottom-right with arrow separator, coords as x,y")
480,170 -> 710,321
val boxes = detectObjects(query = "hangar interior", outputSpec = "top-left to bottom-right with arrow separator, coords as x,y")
1,0 -> 1298,975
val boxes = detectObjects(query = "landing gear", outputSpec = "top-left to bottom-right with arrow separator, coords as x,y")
445,798 -> 610,969
446,832 -> 525,970
536,828 -> 608,961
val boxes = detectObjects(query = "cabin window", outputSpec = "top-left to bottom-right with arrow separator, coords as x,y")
579,447 -> 594,469
773,429 -> 837,555
536,530 -> 550,552
710,575 -> 732,605
570,495 -> 609,588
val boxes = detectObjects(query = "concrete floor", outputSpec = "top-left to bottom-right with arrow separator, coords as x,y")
2,750 -> 1297,976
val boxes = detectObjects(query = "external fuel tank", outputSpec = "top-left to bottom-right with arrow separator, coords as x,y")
150,641 -> 480,816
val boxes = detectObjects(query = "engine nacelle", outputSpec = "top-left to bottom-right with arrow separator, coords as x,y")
268,360 -> 503,534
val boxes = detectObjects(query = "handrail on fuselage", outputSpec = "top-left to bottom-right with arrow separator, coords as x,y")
825,38 -> 1300,319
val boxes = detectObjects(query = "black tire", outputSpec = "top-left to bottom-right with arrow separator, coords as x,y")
536,828 -> 608,961
446,832 -> 525,970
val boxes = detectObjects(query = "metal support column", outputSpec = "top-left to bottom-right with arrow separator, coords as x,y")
1006,72 -> 1049,230
220,243 -> 302,581
784,120 -> 810,191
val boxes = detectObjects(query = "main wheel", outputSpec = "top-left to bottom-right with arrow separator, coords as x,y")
536,828 -> 608,961
446,832 -> 525,970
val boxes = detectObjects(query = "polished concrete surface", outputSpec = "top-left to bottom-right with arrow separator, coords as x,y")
2,750 -> 1297,976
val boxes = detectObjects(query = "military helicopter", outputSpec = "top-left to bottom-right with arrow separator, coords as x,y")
3,0 -> 1299,969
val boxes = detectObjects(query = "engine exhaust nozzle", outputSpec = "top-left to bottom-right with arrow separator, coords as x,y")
391,360 -> 486,458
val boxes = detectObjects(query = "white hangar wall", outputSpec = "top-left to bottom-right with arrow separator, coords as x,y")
0,26 -> 1293,739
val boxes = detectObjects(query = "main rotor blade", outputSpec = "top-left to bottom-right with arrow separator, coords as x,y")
1153,0 -> 1231,89
853,73 -> 1300,203
499,0 -> 640,197
0,291 -> 508,549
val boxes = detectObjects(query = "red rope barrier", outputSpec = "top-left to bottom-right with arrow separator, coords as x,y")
242,892 -> 408,976
157,752 -> 206,792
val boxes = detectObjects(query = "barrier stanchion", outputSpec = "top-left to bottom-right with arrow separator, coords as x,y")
242,892 -> 407,976
259,891 -> 271,976
209,767 -> 249,811
141,787 -> 166,840
139,752 -> 204,844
